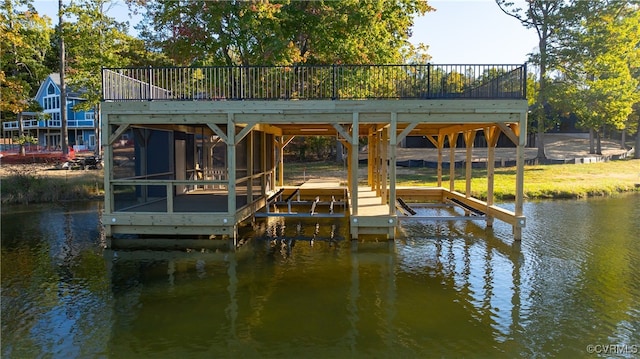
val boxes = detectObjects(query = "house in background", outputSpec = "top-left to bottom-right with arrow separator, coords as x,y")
2,73 -> 98,152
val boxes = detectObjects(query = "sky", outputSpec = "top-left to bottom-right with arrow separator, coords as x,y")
31,0 -> 539,65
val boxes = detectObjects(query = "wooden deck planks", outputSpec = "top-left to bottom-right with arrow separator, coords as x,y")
355,186 -> 389,216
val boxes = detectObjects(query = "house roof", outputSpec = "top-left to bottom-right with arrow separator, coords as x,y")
35,73 -> 85,100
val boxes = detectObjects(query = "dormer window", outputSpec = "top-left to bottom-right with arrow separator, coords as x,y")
47,83 -> 55,95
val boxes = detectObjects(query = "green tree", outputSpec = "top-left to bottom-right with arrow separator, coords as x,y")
555,1 -> 640,154
0,0 -> 52,123
62,0 -> 167,154
496,0 -> 570,160
134,0 -> 432,66
64,0 -> 135,109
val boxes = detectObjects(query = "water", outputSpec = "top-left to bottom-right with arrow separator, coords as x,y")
2,195 -> 639,358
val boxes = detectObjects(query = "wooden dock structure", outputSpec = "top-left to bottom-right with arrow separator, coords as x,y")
101,64 -> 528,246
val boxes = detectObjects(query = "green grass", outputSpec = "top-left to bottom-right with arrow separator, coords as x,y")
287,159 -> 640,200
4,159 -> 637,204
1,170 -> 104,205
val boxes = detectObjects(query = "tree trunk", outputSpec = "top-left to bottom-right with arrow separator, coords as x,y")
595,130 -> 602,155
17,113 -> 25,156
336,139 -> 343,164
589,129 -> 596,154
536,132 -> 545,159
620,129 -> 626,150
59,0 -> 69,156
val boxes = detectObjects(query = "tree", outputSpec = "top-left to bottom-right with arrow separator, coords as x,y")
134,0 -> 432,66
0,0 -> 52,123
63,0 -> 167,154
554,1 -> 640,154
495,0 -> 570,160
14,134 -> 37,155
632,103 -> 640,159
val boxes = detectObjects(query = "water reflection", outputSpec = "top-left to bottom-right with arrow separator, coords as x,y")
1,195 -> 639,357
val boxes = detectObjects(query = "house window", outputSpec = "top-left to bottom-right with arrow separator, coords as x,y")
47,83 -> 55,95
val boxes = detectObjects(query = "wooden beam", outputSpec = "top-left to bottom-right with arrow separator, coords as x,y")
425,135 -> 438,148
396,122 -> 418,144
514,112 -> 527,240
484,125 -> 501,148
235,123 -> 257,145
227,115 -> 237,216
207,123 -> 228,143
436,135 -> 445,187
247,128 -> 254,203
464,130 -> 477,198
107,124 -> 130,146
389,113 -> 397,215
497,123 -> 519,145
350,113 -> 359,216
485,126 -> 499,227
448,133 -> 458,192
282,135 -> 295,148
332,123 -> 353,143
367,129 -> 374,188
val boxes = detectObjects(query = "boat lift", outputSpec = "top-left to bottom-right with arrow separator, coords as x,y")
254,187 -> 347,218
395,197 -> 487,222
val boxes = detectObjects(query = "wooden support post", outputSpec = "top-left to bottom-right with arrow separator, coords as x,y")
381,126 -> 388,205
367,128 -> 374,188
247,129 -> 253,204
437,136 -> 444,187
485,126 -> 500,227
277,135 -> 294,187
346,140 -> 352,191
377,128 -> 384,196
277,138 -> 284,187
514,117 -> 526,241
447,132 -> 458,192
351,113 -> 359,215
261,132 -> 267,193
464,130 -> 476,198
227,114 -> 237,215
389,113 -> 397,215
373,129 -> 380,194
103,116 -> 113,219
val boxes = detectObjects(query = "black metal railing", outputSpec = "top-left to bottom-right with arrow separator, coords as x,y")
102,64 -> 526,101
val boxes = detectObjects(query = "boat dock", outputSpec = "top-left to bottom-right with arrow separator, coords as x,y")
101,64 -> 528,246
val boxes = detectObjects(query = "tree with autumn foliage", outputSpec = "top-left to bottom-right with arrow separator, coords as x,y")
0,0 -> 52,129
134,0 -> 433,66
62,0 -> 170,154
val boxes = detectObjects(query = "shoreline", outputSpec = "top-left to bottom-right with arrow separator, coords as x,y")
2,158 -> 638,205
1,133 -> 637,204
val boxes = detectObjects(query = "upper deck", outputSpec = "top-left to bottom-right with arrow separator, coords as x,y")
102,64 -> 527,102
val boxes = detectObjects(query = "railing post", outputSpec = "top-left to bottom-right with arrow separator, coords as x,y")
427,63 -> 431,99
147,65 -> 153,101
101,67 -> 105,101
522,63 -> 527,100
332,64 -> 337,100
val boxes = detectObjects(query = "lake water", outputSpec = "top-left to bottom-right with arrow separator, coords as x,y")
2,195 -> 639,358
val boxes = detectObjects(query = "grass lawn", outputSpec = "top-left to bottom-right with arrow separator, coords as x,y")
286,158 -> 640,200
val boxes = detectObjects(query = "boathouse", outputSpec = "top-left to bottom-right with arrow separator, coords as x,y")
101,64 -> 527,245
